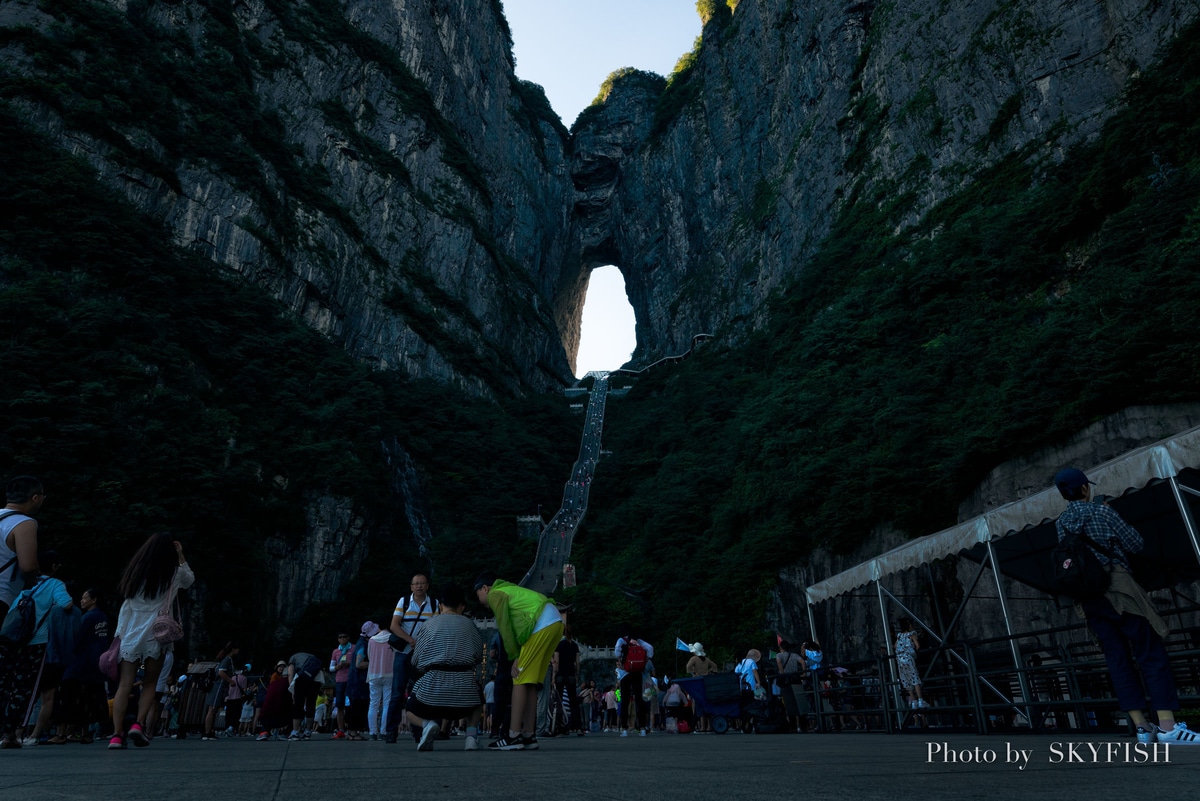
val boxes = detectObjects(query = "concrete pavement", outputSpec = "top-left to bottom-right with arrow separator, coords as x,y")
2,729 -> 1195,801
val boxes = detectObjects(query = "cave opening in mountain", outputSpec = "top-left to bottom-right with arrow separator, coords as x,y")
575,265 -> 636,378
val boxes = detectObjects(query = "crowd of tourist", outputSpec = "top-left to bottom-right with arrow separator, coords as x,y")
5,469 -> 1198,751
0,473 -> 932,752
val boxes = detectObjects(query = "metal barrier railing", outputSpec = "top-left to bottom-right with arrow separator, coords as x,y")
768,610 -> 1200,735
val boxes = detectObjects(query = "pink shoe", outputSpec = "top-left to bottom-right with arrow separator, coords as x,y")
127,723 -> 150,747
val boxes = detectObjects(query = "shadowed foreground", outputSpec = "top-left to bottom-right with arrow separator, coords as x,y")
2,731 -> 1196,801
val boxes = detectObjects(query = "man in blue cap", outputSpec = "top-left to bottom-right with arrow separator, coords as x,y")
1054,467 -> 1198,746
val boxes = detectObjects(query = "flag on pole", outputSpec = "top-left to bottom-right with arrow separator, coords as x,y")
676,638 -> 692,653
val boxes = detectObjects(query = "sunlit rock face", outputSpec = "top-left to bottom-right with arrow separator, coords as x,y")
569,0 -> 1197,362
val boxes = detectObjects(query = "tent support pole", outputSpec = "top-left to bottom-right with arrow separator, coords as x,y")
926,562 -> 949,640
987,539 -> 1032,729
1168,476 -> 1200,569
877,580 -> 904,730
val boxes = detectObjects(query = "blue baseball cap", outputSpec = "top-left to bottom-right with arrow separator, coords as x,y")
1054,467 -> 1094,492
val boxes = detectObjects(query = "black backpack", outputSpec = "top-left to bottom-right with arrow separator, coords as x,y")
1052,526 -> 1114,600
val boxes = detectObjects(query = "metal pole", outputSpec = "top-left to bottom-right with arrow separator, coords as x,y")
877,580 -> 904,730
1168,476 -> 1200,568
926,561 -> 949,639
987,539 -> 1032,729
807,594 -> 818,647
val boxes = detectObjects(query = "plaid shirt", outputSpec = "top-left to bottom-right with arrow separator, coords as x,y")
1055,500 -> 1143,570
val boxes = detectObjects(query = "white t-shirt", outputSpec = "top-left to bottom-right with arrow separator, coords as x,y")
736,657 -> 760,691
614,638 -> 654,680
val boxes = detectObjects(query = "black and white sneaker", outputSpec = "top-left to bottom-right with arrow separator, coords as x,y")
520,735 -> 540,750
487,735 -> 525,751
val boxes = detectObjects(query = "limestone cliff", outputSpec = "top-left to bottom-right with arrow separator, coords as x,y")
0,0 -> 575,395
570,0 -> 1199,361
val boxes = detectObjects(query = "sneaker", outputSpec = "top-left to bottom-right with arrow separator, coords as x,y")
1137,727 -> 1157,745
21,736 -> 40,747
464,735 -> 479,751
256,731 -> 270,741
287,731 -> 301,741
1158,722 -> 1200,745
127,723 -> 150,748
107,735 -> 126,750
384,732 -> 397,744
640,728 -> 648,737
917,699 -> 931,709
521,735 -> 539,750
620,729 -> 628,738
487,735 -> 525,751
332,730 -> 346,740
0,738 -> 21,749
417,720 -> 440,751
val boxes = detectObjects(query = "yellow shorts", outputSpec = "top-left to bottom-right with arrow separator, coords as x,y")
514,620 -> 564,685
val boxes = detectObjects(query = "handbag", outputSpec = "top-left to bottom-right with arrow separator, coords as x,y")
151,574 -> 184,645
99,635 -> 121,682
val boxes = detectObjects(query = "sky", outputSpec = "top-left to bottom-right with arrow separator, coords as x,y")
500,0 -> 702,377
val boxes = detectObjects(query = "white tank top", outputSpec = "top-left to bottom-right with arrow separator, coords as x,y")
0,511 -> 33,606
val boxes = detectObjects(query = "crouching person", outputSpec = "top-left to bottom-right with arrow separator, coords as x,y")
406,584 -> 485,751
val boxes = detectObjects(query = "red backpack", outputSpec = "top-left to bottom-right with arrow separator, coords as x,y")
622,640 -> 648,672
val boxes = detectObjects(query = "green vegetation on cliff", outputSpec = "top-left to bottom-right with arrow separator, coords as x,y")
0,103 -> 576,657
571,20 -> 1200,658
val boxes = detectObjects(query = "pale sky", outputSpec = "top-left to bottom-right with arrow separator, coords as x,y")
501,0 -> 702,377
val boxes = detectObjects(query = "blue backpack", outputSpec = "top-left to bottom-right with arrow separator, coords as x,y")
0,579 -> 50,646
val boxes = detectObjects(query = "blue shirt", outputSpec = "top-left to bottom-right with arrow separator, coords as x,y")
1055,500 -> 1143,570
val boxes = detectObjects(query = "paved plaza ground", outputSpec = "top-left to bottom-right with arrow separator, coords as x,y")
2,730 -> 1195,801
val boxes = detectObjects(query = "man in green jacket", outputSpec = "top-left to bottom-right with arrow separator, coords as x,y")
474,572 -> 562,751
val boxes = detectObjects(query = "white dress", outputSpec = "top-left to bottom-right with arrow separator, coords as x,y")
115,562 -> 195,662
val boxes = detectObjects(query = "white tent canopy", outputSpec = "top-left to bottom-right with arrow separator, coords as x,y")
806,424 -> 1200,605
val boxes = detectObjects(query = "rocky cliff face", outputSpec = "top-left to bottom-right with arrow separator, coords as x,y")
570,0 -> 1199,360
266,492 -> 371,643
1,0 -> 576,395
6,0 -> 1194,402
0,0 -> 584,644
5,0 -> 1197,649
